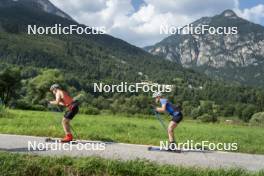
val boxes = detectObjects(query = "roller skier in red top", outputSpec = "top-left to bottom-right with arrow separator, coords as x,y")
49,84 -> 79,142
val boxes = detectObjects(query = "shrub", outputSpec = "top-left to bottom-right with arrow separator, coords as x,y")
0,105 -> 8,118
250,112 -> 264,127
182,101 -> 193,116
240,105 -> 257,122
199,101 -> 214,114
80,106 -> 100,115
14,100 -> 46,111
190,108 -> 202,119
222,105 -> 235,116
234,104 -> 245,117
197,113 -> 218,123
31,105 -> 46,111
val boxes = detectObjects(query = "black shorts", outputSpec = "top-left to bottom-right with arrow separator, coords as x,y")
171,112 -> 183,123
64,102 -> 79,120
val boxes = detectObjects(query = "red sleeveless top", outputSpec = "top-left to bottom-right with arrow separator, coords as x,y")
62,91 -> 73,109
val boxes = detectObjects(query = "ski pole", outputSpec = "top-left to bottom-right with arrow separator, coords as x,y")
153,110 -> 167,131
70,124 -> 79,140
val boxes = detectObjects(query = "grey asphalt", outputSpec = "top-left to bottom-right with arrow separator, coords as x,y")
0,134 -> 264,171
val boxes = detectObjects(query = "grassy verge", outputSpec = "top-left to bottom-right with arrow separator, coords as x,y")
0,152 -> 262,176
0,110 -> 264,154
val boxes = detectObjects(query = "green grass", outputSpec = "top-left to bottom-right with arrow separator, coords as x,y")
0,110 -> 264,154
0,152 -> 262,176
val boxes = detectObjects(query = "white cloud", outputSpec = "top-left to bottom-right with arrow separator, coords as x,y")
49,0 -> 264,47
51,0 -> 106,14
144,0 -> 235,15
234,4 -> 264,25
132,4 -> 155,23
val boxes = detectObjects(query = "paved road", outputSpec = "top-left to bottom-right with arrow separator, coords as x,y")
0,134 -> 263,171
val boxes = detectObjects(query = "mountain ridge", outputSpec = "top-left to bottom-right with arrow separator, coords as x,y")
0,0 -> 74,21
0,0 -> 208,88
145,10 -> 264,86
1,1 -> 264,119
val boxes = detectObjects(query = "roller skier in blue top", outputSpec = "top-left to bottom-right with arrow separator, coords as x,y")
153,92 -> 183,145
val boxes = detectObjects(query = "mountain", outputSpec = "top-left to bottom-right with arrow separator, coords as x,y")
145,10 -> 264,86
0,0 -> 208,89
1,1 -> 264,116
0,0 -> 74,21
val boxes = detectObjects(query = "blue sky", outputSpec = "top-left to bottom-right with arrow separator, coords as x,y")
131,0 -> 264,12
131,0 -> 145,11
239,0 -> 264,9
51,0 -> 264,47
130,0 -> 263,26
236,0 -> 264,26
132,0 -> 264,11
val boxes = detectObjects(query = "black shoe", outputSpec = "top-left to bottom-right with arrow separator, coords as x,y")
168,141 -> 178,150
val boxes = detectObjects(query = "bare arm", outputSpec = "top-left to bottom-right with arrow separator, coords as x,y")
156,104 -> 166,113
49,92 -> 64,106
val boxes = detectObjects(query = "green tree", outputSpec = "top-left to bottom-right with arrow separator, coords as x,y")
182,101 -> 193,116
240,105 -> 257,122
190,107 -> 202,119
0,68 -> 21,105
250,112 -> 264,126
27,69 -> 65,105
200,101 -> 214,114
222,105 -> 235,117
